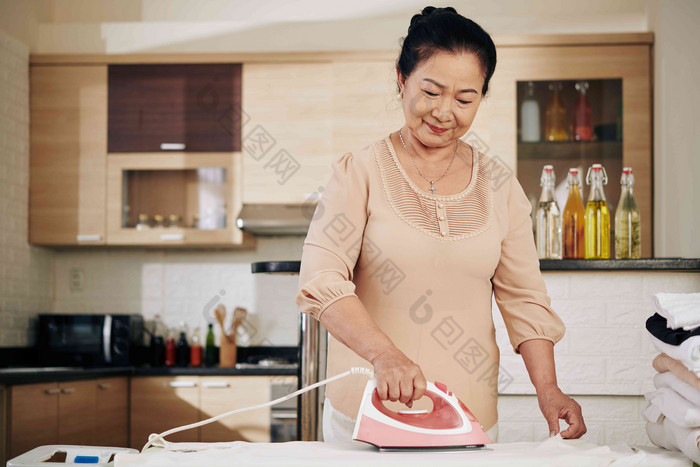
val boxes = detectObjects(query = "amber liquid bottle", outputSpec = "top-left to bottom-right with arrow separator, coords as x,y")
545,82 -> 568,141
562,168 -> 585,259
584,164 -> 611,259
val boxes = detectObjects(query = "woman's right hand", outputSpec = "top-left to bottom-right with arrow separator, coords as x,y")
371,347 -> 427,408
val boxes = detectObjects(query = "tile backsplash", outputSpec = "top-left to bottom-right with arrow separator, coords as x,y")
0,29 -> 52,347
52,237 -> 305,346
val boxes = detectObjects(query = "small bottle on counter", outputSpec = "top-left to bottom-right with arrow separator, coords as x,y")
562,168 -> 585,259
536,165 -> 562,259
176,330 -> 190,367
168,214 -> 182,229
190,327 -> 203,367
615,167 -> 641,259
150,314 -> 166,367
153,214 -> 165,228
164,328 -> 176,367
584,164 -> 611,259
205,323 -> 217,367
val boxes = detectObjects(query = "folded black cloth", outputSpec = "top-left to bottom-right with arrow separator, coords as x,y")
646,312 -> 700,345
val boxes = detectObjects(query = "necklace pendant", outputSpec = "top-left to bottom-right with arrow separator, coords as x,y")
429,182 -> 436,194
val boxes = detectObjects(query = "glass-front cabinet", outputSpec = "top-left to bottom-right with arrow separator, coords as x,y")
479,35 -> 653,257
106,153 -> 252,246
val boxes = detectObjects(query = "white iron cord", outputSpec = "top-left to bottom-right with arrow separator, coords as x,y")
142,367 -> 375,452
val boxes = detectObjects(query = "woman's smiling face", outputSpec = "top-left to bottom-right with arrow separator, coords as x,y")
398,50 -> 486,148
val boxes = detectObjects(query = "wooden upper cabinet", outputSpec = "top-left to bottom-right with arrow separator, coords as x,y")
241,62 -> 333,204
108,64 -> 242,153
478,42 -> 653,257
29,65 -> 107,245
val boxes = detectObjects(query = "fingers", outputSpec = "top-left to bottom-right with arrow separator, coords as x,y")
371,348 -> 426,407
560,407 -> 587,439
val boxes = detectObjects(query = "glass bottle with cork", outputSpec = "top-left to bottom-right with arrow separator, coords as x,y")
536,165 -> 562,259
573,80 -> 592,141
585,164 -> 611,259
562,168 -> 585,259
615,167 -> 641,259
521,81 -> 540,142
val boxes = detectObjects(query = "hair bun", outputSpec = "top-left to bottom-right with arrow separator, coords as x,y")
410,6 -> 457,28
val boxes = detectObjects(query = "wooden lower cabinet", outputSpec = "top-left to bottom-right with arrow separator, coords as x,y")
129,377 -> 200,448
200,376 -> 272,443
94,378 -> 129,447
129,376 -> 275,448
7,377 -> 128,459
8,383 -> 59,458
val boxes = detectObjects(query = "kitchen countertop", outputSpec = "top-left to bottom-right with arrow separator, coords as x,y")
0,364 -> 298,385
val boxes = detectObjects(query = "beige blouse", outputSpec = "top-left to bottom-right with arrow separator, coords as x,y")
295,135 -> 565,430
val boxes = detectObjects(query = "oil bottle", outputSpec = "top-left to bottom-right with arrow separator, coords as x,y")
584,164 -> 610,259
545,82 -> 568,141
562,168 -> 585,259
615,167 -> 641,258
536,165 -> 562,259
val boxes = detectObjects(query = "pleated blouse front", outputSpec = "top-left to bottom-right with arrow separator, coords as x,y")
296,135 -> 566,430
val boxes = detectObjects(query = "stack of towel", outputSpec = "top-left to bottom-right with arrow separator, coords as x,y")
644,292 -> 700,463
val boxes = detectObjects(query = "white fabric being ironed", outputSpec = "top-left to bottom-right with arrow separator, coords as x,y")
114,435 -> 691,467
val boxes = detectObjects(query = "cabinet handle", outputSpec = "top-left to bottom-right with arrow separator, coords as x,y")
60,387 -> 75,394
98,383 -> 112,390
160,143 -> 186,151
202,382 -> 230,389
77,234 -> 102,242
45,388 -> 61,395
271,412 -> 297,420
160,234 -> 185,241
169,381 -> 197,388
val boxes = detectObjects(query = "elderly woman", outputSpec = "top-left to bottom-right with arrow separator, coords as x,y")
296,6 -> 586,443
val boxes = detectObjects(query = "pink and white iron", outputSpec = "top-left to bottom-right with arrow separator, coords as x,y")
352,379 -> 492,450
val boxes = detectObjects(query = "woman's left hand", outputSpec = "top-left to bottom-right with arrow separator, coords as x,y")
536,384 -> 586,439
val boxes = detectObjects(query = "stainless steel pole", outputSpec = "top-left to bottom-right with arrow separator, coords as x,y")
299,311 -> 319,441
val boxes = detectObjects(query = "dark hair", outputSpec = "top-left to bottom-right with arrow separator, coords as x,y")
397,6 -> 497,97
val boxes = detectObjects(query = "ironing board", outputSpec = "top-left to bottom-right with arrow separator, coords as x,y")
115,436 -> 691,466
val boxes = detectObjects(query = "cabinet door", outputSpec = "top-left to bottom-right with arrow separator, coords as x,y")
242,62 -> 333,204
200,376 -> 272,443
94,377 -> 128,447
9,383 -> 59,458
108,64 -> 242,152
58,380 -> 97,445
29,65 -> 107,245
130,377 -> 200,448
106,153 -> 253,247
482,44 -> 653,257
0,386 -> 6,465
331,60 -> 404,156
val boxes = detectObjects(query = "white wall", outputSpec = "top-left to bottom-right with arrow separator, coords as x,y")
646,0 -> 700,257
0,28 -> 52,346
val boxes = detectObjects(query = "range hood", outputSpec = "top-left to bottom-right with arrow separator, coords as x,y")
236,203 -> 317,236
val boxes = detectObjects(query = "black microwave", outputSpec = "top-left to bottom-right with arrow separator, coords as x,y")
37,314 -> 144,367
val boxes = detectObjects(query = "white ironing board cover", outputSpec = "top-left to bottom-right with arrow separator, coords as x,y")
115,435 -> 691,466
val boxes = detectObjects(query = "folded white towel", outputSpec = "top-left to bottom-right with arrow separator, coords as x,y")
645,386 -> 700,428
655,371 -> 700,406
648,334 -> 700,376
646,415 -> 700,463
654,292 -> 700,330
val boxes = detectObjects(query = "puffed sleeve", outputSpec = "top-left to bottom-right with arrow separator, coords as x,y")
492,175 -> 566,354
295,152 -> 369,320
